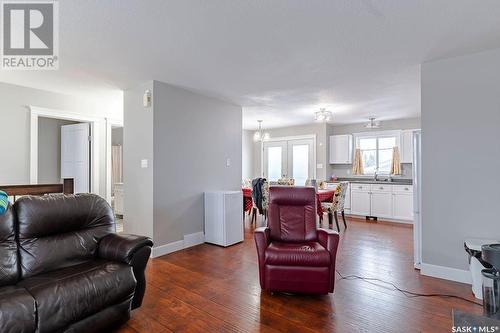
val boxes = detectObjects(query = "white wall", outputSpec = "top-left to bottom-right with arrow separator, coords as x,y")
123,81 -> 154,239
153,81 -> 242,246
0,81 -> 122,197
421,48 -> 500,278
242,130 -> 254,180
124,80 -> 242,250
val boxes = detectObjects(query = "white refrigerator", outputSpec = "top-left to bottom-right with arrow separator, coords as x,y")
204,191 -> 244,247
413,130 -> 422,269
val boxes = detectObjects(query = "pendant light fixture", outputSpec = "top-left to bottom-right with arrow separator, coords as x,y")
314,108 -> 333,122
365,117 -> 381,129
253,120 -> 270,142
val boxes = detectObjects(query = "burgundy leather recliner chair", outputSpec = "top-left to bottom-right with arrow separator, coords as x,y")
254,186 -> 340,294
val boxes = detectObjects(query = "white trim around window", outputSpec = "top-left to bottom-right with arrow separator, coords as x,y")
353,130 -> 401,175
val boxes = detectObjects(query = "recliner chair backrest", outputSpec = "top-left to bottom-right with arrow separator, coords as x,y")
268,186 -> 317,242
14,194 -> 115,278
0,204 -> 20,286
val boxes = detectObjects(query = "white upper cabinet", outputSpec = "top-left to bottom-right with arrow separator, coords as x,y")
329,135 -> 353,164
400,130 -> 417,164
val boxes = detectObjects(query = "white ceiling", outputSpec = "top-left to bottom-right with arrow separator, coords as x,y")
1,0 -> 500,129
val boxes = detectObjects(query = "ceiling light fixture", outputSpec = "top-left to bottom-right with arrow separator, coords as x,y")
365,117 -> 381,129
253,120 -> 270,142
315,108 -> 333,122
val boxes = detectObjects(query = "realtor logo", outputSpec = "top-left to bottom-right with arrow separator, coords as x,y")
1,0 -> 58,70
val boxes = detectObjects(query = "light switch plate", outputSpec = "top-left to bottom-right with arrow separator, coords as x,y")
141,159 -> 148,168
226,158 -> 231,167
316,163 -> 323,169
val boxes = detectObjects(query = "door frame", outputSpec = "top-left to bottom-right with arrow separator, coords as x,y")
29,106 -> 101,194
105,118 -> 124,204
261,134 -> 317,180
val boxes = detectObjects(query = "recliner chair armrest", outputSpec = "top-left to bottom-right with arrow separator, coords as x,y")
317,228 -> 340,259
98,233 -> 153,309
98,233 -> 153,265
254,227 -> 270,249
254,227 -> 270,288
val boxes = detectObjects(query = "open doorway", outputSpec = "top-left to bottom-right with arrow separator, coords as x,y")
30,106 -> 101,194
111,125 -> 124,232
37,117 -> 79,184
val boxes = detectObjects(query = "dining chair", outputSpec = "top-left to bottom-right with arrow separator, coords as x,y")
251,180 -> 269,225
321,181 -> 349,231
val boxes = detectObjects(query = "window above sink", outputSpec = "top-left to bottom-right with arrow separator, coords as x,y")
354,130 -> 401,176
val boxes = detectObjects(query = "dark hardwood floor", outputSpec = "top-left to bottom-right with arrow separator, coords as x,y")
116,217 -> 481,332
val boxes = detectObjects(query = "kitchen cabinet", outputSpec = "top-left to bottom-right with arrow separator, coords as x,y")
392,185 -> 413,220
329,135 -> 353,164
371,185 -> 393,219
350,184 -> 371,216
350,183 -> 414,222
400,130 -> 417,164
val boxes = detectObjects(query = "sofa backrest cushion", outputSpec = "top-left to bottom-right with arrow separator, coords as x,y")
14,194 -> 115,278
0,204 -> 20,286
268,186 -> 317,243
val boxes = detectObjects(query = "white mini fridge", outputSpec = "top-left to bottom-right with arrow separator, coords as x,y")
204,191 -> 244,247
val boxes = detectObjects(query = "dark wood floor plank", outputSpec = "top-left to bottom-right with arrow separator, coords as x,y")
115,217 -> 481,333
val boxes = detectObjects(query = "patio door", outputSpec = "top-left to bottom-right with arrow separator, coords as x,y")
263,141 -> 287,182
263,137 -> 315,185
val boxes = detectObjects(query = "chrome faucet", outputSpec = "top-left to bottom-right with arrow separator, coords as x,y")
374,170 -> 379,181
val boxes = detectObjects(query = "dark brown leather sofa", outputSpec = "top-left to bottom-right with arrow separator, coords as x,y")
0,194 -> 153,333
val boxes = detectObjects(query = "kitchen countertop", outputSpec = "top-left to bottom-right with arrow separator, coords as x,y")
327,177 -> 413,185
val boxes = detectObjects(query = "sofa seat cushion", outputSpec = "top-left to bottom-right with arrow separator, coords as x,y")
0,285 -> 36,333
265,241 -> 331,267
17,259 -> 136,333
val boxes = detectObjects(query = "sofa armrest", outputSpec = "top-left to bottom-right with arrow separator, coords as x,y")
99,233 -> 153,265
98,233 -> 153,309
254,227 -> 270,289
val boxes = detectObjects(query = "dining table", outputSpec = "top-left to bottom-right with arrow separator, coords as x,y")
242,187 -> 336,217
242,187 -> 253,214
316,188 -> 336,216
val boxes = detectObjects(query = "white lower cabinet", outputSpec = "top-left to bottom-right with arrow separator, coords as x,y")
350,189 -> 371,216
392,186 -> 413,221
371,192 -> 393,218
350,184 -> 414,222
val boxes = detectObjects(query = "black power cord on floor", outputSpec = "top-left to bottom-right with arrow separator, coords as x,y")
335,270 -> 483,306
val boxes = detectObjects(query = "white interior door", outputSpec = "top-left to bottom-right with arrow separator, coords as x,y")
263,141 -> 287,181
287,139 -> 315,186
61,123 -> 90,193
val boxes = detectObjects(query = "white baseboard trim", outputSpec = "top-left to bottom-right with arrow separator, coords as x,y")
420,263 -> 471,285
151,240 -> 184,257
151,231 -> 205,258
184,231 -> 205,248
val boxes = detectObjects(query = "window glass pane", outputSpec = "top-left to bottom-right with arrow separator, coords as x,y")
361,149 -> 376,175
267,147 -> 282,181
379,137 -> 396,149
292,144 -> 309,186
359,138 -> 376,150
378,148 -> 393,173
